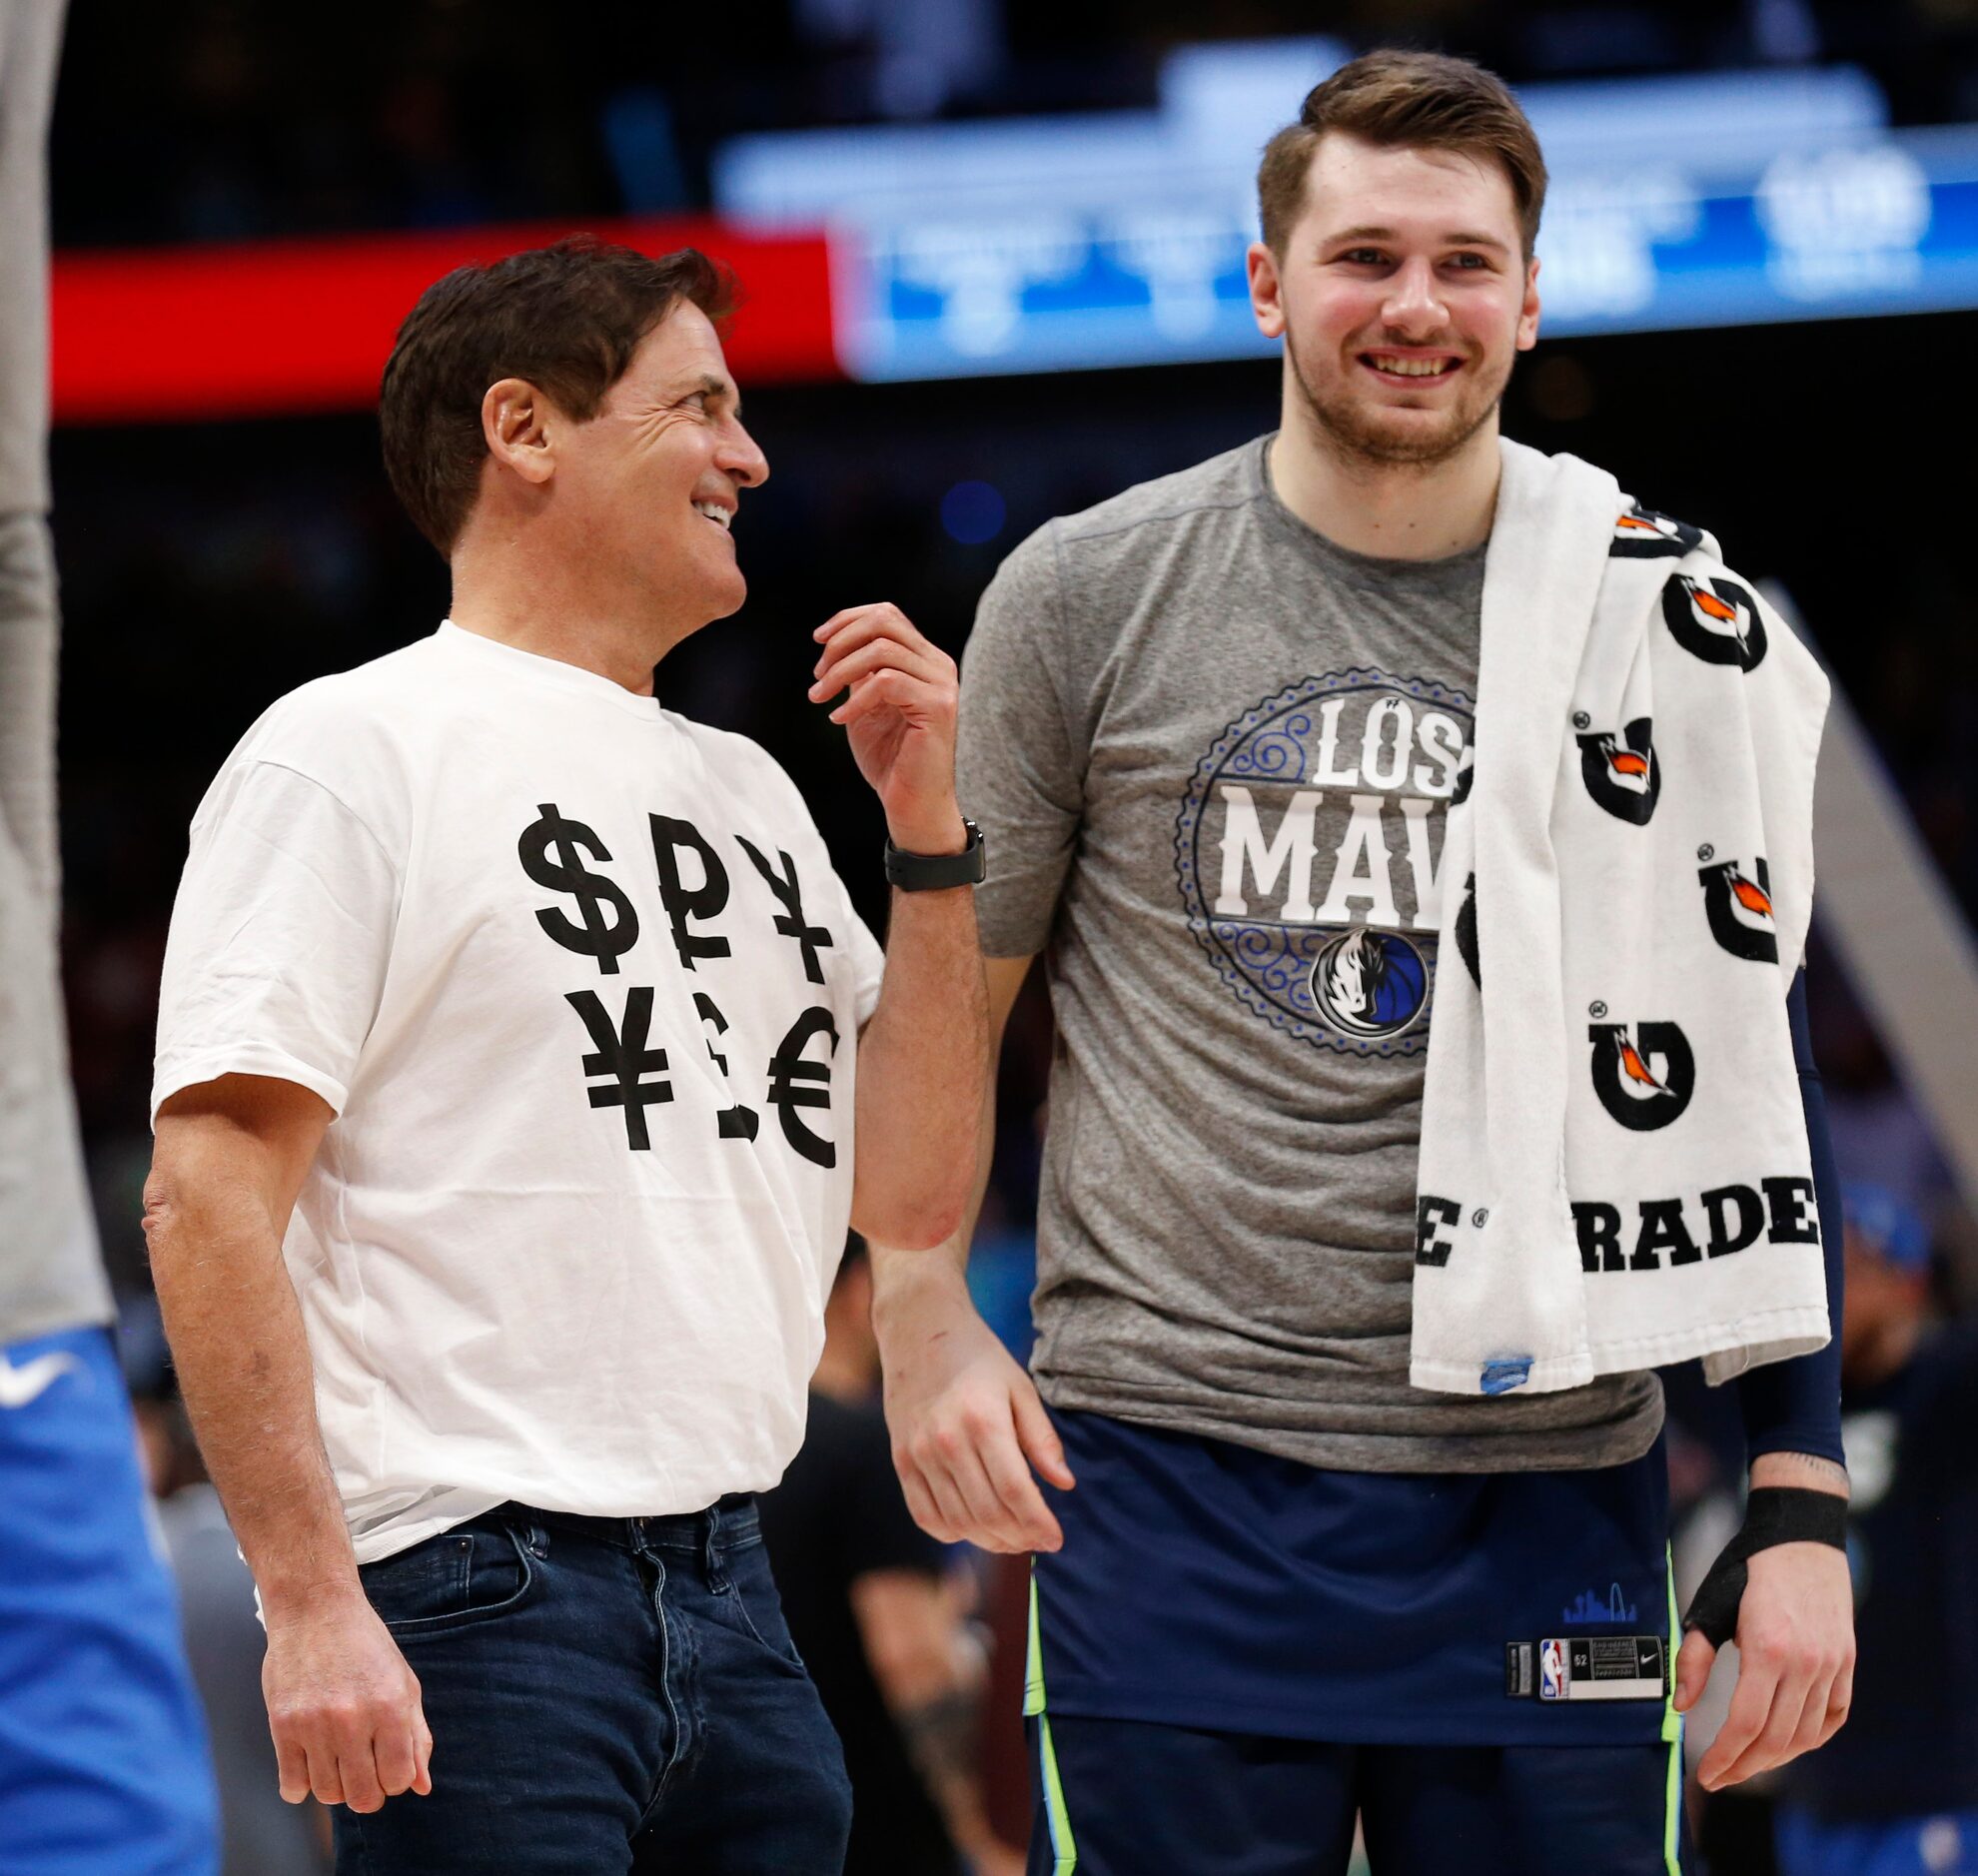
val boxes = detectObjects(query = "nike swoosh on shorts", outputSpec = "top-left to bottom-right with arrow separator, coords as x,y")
0,1351 -> 82,1408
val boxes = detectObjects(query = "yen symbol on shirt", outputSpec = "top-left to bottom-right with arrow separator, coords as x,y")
565,988 -> 673,1149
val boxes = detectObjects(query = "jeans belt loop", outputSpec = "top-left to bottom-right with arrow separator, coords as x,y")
703,1502 -> 724,1587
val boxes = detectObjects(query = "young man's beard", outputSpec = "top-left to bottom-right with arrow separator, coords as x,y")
1285,325 -> 1505,470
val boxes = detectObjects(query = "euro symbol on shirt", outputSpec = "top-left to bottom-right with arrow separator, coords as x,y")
518,804 -> 641,973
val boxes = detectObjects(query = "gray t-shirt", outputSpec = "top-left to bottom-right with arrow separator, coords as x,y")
958,436 -> 1661,1472
0,512 -> 110,1348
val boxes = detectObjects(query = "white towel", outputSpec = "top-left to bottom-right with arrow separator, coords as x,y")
1411,440 -> 1832,1398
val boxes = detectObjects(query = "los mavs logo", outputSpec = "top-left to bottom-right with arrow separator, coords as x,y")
1589,1021 -> 1697,1131
1610,506 -> 1703,560
1662,574 -> 1767,671
1700,852 -> 1778,963
1310,927 -> 1430,1038
1576,716 -> 1659,824
1175,671 -> 1474,1056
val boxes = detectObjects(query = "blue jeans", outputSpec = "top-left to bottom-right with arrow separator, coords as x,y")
333,1497 -> 851,1874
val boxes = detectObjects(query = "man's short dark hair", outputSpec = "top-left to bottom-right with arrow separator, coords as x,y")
380,235 -> 739,556
1257,50 -> 1547,260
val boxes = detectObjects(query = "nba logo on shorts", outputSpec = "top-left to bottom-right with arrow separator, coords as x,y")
1539,1638 -> 1566,1701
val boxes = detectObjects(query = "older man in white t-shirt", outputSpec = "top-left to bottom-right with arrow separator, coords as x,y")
143,237 -> 987,1876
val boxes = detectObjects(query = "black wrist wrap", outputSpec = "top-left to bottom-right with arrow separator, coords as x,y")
1681,1486 -> 1850,1647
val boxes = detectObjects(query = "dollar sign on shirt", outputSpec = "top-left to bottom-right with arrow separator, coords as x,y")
517,804 -> 640,974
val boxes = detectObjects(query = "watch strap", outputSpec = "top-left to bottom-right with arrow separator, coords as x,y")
884,818 -> 985,891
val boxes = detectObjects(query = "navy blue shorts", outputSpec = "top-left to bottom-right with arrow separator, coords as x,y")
1023,1408 -> 1690,1872
1026,1716 -> 1693,1875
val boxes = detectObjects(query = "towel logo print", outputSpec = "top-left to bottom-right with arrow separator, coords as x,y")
1453,871 -> 1482,989
1174,671 -> 1474,1056
1610,506 -> 1702,560
1699,852 -> 1778,963
1576,716 -> 1660,824
1662,574 -> 1767,671
1589,1020 -> 1696,1130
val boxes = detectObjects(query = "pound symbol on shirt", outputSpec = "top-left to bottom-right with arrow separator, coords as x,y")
518,804 -> 640,974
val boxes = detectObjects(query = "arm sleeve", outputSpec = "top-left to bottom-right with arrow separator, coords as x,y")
956,525 -> 1086,959
1735,966 -> 1846,1466
842,893 -> 886,1031
151,760 -> 401,1123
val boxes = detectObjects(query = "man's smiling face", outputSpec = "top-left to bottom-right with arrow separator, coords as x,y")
549,301 -> 769,626
1252,132 -> 1540,469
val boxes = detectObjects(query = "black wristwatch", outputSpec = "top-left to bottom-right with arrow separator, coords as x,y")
884,818 -> 985,891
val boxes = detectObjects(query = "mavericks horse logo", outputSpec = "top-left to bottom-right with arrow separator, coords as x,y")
1310,927 -> 1430,1039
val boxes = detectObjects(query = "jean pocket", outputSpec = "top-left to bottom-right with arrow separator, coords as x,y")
726,1538 -> 806,1672
360,1519 -> 536,1637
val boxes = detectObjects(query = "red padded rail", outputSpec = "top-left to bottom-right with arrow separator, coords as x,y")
51,218 -> 838,424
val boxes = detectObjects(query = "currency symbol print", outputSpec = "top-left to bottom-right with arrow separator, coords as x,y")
564,988 -> 672,1150
693,991 -> 760,1142
767,1007 -> 840,1167
518,804 -> 640,973
736,835 -> 832,984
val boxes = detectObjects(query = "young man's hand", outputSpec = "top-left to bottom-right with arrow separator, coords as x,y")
263,1589 -> 433,1812
1674,1454 -> 1854,1788
877,1269 -> 1074,1555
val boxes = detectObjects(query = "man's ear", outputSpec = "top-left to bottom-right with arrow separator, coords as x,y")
482,378 -> 555,486
1515,256 -> 1541,353
1247,240 -> 1287,340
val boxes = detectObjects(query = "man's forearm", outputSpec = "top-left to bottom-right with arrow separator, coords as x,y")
870,1037 -> 999,1331
854,883 -> 987,1250
145,1187 -> 359,1613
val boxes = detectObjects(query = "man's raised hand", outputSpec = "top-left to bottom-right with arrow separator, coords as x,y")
810,603 -> 965,855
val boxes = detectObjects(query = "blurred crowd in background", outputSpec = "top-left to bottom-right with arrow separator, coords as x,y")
45,0 -> 1978,250
39,2 -> 1978,1871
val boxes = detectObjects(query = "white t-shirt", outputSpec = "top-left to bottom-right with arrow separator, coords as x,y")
153,622 -> 886,1563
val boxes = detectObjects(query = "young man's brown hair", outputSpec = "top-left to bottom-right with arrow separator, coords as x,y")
1257,50 -> 1547,260
379,235 -> 738,556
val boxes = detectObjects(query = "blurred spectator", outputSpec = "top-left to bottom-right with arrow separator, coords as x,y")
1771,1184 -> 1978,1876
793,0 -> 1006,119
760,1239 -> 1023,1875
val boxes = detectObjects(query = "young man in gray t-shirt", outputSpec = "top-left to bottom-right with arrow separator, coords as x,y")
871,50 -> 1855,1875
